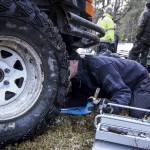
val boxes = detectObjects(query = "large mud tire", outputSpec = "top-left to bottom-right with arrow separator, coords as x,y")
0,0 -> 68,146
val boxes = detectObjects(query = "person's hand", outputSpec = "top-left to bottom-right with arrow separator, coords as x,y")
88,96 -> 100,105
98,98 -> 114,114
88,97 -> 114,114
102,105 -> 114,113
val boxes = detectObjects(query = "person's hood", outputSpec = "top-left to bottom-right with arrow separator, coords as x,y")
103,13 -> 113,19
146,1 -> 150,8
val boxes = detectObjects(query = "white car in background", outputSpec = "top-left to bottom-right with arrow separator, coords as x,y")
77,43 -> 133,59
117,43 -> 133,59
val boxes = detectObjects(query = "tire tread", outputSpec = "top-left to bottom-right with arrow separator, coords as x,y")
0,0 -> 69,146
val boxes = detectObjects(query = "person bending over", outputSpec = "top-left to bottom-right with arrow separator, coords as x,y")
68,53 -> 150,118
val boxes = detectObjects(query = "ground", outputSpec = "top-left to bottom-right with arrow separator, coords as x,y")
5,114 -> 95,150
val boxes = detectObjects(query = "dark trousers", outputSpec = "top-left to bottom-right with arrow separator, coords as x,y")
129,77 -> 150,118
129,40 -> 150,67
97,42 -> 116,55
97,42 -> 110,54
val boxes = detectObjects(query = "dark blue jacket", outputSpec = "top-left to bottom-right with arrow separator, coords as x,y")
77,56 -> 149,113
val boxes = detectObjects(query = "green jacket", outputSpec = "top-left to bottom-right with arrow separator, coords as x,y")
97,13 -> 115,42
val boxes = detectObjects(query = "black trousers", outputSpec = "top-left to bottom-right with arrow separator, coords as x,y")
97,42 -> 116,55
129,40 -> 150,67
129,76 -> 150,118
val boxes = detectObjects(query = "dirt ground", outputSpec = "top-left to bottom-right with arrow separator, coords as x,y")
5,114 -> 96,150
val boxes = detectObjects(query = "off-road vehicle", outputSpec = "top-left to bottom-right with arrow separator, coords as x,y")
0,0 -> 104,145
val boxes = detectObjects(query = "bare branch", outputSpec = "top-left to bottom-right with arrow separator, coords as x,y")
114,6 -> 132,23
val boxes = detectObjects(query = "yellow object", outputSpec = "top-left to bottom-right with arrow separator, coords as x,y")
86,1 -> 94,17
97,13 -> 115,42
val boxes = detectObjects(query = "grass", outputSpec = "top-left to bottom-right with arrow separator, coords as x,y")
5,114 -> 96,150
4,110 -> 150,150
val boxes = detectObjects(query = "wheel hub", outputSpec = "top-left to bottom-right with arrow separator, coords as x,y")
0,69 -> 4,82
0,47 -> 27,105
0,36 -> 43,121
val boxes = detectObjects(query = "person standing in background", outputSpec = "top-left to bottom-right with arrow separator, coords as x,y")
129,1 -> 150,68
97,6 -> 116,55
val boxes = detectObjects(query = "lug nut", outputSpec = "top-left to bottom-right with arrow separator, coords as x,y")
4,68 -> 10,73
4,80 -> 10,85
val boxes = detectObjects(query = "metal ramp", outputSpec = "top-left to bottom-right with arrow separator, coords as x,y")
93,140 -> 135,150
89,89 -> 150,150
92,114 -> 150,150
